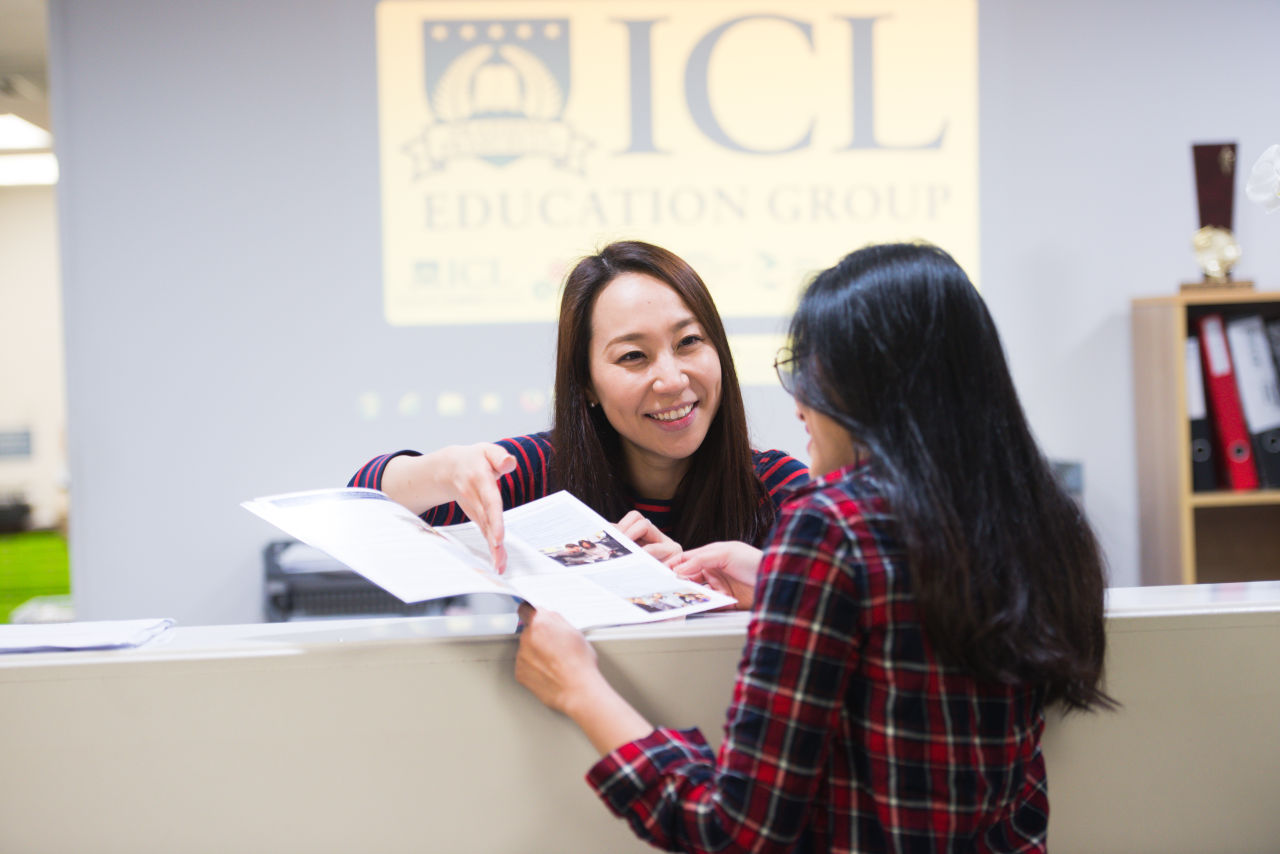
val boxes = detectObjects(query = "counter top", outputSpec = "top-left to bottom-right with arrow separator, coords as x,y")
3,580 -> 1279,670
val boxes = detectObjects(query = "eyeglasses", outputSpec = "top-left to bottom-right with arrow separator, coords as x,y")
773,348 -> 798,396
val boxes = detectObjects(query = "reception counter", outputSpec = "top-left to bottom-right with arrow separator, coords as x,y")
2,581 -> 1279,853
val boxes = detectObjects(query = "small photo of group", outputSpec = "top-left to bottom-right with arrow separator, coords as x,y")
628,590 -> 713,613
541,531 -> 630,567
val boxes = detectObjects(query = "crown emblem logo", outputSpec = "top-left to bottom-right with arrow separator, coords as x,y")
404,19 -> 593,174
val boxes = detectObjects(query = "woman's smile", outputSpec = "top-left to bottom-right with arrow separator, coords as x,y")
647,401 -> 697,426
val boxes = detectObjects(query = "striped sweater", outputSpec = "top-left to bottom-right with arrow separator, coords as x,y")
349,431 -> 808,536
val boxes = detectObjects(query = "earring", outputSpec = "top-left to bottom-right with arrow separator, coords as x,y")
588,401 -> 598,408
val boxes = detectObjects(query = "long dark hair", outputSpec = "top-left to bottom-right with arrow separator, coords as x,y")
551,241 -> 774,549
788,242 -> 1111,711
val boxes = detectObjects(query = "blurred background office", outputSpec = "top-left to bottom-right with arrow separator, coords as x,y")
0,0 -> 1277,626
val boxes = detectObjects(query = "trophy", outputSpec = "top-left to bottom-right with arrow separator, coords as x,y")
1185,142 -> 1252,290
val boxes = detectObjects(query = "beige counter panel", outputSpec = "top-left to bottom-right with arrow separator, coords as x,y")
2,583 -> 1278,853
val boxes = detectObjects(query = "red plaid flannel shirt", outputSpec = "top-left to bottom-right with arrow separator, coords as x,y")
587,463 -> 1049,853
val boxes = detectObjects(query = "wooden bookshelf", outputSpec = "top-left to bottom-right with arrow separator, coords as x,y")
1131,288 -> 1280,585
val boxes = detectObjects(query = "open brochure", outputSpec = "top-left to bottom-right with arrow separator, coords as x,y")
241,488 -> 736,630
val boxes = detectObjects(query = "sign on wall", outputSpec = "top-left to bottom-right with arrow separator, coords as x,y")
376,1 -> 978,326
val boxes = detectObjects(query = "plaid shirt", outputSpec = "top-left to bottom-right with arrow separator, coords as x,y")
587,463 -> 1049,853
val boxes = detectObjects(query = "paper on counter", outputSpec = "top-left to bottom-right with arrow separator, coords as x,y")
0,618 -> 175,653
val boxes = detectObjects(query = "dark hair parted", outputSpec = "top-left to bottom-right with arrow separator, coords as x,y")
551,240 -> 774,549
789,242 -> 1112,711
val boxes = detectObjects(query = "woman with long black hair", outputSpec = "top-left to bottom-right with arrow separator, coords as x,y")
514,242 -> 1112,852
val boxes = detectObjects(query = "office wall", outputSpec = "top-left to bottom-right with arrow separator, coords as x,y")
48,0 -> 1280,624
978,2 -> 1280,583
0,185 -> 66,531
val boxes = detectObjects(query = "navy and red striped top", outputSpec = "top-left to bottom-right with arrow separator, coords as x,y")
348,431 -> 808,534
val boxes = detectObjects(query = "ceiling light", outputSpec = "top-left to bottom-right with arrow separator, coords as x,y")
0,153 -> 59,186
0,114 -> 53,151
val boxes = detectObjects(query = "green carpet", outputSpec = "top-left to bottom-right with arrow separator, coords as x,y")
0,531 -> 70,623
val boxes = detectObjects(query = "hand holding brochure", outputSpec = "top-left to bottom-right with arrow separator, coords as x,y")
242,488 -> 736,630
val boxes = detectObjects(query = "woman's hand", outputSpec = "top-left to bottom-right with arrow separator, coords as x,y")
616,510 -> 682,565
671,541 -> 764,610
515,603 -> 654,755
382,443 -> 516,572
514,603 -> 601,715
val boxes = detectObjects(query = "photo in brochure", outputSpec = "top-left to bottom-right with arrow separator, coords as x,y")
540,531 -> 630,566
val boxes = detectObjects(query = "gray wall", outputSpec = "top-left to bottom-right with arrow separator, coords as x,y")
48,0 -> 1280,625
979,0 -> 1280,582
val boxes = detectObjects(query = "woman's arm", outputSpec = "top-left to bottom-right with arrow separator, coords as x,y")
381,443 -> 516,571
514,604 -> 652,755
516,500 -> 863,853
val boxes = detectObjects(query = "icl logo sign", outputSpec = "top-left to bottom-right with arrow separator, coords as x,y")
377,1 -> 977,326
617,15 -> 945,156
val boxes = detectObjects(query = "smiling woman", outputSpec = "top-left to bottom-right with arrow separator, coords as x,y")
349,241 -> 808,570
582,271 -> 723,500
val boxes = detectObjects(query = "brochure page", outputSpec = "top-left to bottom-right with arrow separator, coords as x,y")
242,489 -> 509,603
243,488 -> 736,629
